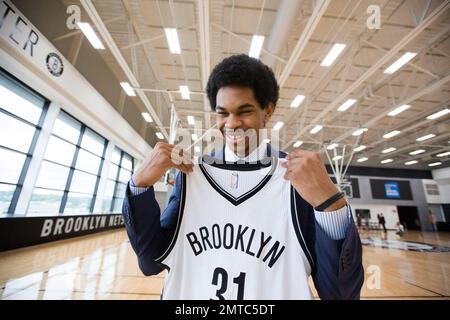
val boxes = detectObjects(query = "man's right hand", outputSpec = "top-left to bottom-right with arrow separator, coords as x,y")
132,142 -> 193,187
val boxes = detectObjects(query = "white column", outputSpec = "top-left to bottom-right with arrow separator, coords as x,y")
15,102 -> 60,214
134,158 -> 143,171
432,167 -> 450,204
93,141 -> 115,213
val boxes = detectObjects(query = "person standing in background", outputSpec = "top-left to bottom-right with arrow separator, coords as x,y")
428,211 -> 438,232
396,222 -> 405,237
379,213 -> 387,234
356,212 -> 362,231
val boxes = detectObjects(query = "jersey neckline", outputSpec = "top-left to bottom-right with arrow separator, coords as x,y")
198,156 -> 278,206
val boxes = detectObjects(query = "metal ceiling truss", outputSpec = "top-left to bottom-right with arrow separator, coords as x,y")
283,1 -> 450,149
80,0 -> 169,139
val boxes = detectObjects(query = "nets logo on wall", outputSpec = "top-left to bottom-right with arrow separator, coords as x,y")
46,52 -> 64,77
361,237 -> 450,252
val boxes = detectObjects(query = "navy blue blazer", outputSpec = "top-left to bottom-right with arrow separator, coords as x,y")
122,145 -> 364,299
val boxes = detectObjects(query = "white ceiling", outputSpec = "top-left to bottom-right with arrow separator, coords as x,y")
60,0 -> 450,170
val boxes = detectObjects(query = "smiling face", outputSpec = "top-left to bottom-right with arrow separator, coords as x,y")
215,86 -> 274,157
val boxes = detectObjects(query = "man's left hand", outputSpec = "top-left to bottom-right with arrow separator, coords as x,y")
281,150 -> 347,211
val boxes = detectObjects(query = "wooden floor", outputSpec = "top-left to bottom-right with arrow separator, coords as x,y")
0,228 -> 449,300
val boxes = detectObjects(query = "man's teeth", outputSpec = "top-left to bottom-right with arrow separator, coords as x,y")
225,131 -> 247,137
227,134 -> 244,139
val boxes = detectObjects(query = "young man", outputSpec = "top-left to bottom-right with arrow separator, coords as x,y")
122,54 -> 363,299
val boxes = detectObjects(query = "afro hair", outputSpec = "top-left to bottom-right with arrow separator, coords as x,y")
206,54 -> 279,111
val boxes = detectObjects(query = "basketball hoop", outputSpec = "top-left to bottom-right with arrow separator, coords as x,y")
340,182 -> 353,198
323,132 -> 363,192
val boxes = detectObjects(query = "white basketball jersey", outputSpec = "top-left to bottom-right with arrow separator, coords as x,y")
156,156 -> 314,300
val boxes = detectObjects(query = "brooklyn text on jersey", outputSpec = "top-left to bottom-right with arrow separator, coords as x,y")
155,156 -> 314,300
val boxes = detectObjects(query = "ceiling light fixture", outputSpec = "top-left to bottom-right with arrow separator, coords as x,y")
384,52 -> 417,74
249,35 -> 265,58
337,98 -> 357,112
310,125 -> 323,134
352,128 -> 368,136
164,28 -> 181,54
416,134 -> 435,141
77,22 -> 105,49
428,162 -> 442,167
383,130 -> 401,139
426,108 -> 450,120
320,43 -> 346,67
382,147 -> 396,154
141,112 -> 153,123
120,82 -> 136,96
290,95 -> 306,108
179,85 -> 190,100
273,121 -> 284,131
388,104 -> 411,117
409,149 -> 425,155
327,143 -> 338,150
436,151 -> 450,157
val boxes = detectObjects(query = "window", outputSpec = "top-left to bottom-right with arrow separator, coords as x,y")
28,112 -> 107,215
28,189 -> 64,215
0,184 -> 16,214
0,69 -> 137,217
102,147 -> 134,213
0,69 -> 47,213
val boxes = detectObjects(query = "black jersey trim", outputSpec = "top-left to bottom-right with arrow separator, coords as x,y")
155,173 -> 187,264
290,186 -> 315,271
199,157 -> 278,206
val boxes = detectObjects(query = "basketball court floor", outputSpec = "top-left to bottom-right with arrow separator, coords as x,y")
1,228 -> 449,300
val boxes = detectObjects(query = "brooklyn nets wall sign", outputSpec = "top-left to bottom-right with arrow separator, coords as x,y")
0,214 -> 124,251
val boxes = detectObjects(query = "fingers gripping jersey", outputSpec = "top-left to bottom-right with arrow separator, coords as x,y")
156,157 -> 314,299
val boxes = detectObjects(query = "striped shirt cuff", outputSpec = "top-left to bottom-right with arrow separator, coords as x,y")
129,178 -> 150,196
314,205 -> 350,240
